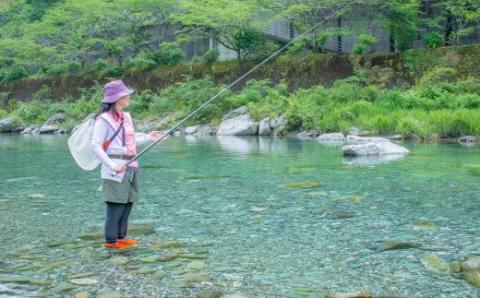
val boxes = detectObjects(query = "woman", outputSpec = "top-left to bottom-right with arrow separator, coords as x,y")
91,80 -> 162,249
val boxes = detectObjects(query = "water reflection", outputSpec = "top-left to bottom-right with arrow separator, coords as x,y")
342,154 -> 408,166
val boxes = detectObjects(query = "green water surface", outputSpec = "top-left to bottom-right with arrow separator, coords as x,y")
0,135 -> 479,297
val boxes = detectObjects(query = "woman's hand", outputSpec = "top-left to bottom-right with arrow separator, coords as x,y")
113,164 -> 125,173
149,131 -> 168,142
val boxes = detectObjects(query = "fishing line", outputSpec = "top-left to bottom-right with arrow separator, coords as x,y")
127,5 -> 350,166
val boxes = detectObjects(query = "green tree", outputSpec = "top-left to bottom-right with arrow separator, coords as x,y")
172,0 -> 272,60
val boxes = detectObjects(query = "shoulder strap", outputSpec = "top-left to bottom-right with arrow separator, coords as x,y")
100,113 -> 125,146
109,121 -> 124,144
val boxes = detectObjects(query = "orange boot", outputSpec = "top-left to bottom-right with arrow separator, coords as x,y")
116,238 -> 139,246
103,241 -> 130,249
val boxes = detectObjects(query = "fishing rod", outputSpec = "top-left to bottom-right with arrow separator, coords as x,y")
126,6 -> 349,166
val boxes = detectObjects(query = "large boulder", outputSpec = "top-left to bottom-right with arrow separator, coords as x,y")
224,106 -> 248,119
270,115 -> 288,137
56,128 -> 71,134
184,125 -> 200,135
21,125 -> 41,134
346,135 -> 390,143
343,142 -> 409,156
38,124 -> 58,134
462,256 -> 480,287
258,118 -> 272,136
184,124 -> 216,136
297,130 -> 320,139
0,117 -> 23,133
458,136 -> 477,145
217,115 -> 258,136
46,113 -> 66,124
317,133 -> 345,143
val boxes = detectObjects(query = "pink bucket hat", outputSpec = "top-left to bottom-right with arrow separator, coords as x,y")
102,80 -> 134,103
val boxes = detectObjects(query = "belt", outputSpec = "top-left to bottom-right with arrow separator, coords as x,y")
108,154 -> 135,161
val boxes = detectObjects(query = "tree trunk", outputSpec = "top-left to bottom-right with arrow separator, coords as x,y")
337,17 -> 342,53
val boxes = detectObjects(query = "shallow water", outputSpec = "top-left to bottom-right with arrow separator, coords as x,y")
0,134 -> 480,297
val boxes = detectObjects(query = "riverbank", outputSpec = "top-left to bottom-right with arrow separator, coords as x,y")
1,66 -> 480,144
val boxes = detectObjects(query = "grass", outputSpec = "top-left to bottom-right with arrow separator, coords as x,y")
2,67 -> 480,140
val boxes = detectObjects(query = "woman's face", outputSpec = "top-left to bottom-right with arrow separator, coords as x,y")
116,95 -> 130,110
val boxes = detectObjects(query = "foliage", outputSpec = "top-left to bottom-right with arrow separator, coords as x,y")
417,67 -> 457,86
423,32 -> 443,48
201,49 -> 220,64
4,73 -> 480,139
353,34 -> 377,54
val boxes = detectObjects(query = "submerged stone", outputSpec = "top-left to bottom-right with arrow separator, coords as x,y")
70,272 -> 96,279
462,256 -> 480,271
379,241 -> 420,252
70,278 -> 98,285
188,261 -> 207,271
334,290 -> 372,298
58,282 -> 77,292
450,261 -> 463,273
38,261 -> 68,273
280,181 -> 322,189
249,207 -> 267,213
96,289 -> 123,298
29,279 -> 52,286
47,240 -> 77,248
171,268 -> 189,275
180,254 -> 209,260
413,221 -> 437,228
109,256 -> 129,265
74,291 -> 91,298
184,272 -> 210,282
128,225 -> 156,235
421,254 -> 450,274
196,288 -> 223,298
17,254 -> 47,260
152,271 -> 167,280
0,273 -> 30,283
139,255 -> 159,263
333,194 -> 364,202
158,251 -> 180,262
308,191 -> 328,197
150,240 -> 186,249
79,232 -> 103,240
171,280 -> 194,288
129,267 -> 156,274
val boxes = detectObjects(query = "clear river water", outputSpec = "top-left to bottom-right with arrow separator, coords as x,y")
0,134 -> 479,297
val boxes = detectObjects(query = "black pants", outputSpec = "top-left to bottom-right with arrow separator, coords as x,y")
105,202 -> 133,243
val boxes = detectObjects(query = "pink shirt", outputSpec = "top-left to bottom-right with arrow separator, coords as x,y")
91,111 -> 151,182
111,111 -> 138,168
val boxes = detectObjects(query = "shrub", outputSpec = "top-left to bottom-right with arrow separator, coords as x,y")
201,49 -> 220,64
150,42 -> 184,66
94,59 -> 109,71
13,100 -> 51,123
423,32 -> 443,49
3,66 -> 28,81
354,34 -> 377,54
129,90 -> 158,115
31,86 -> 53,102
124,53 -> 157,72
418,67 -> 457,86
0,108 -> 7,119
